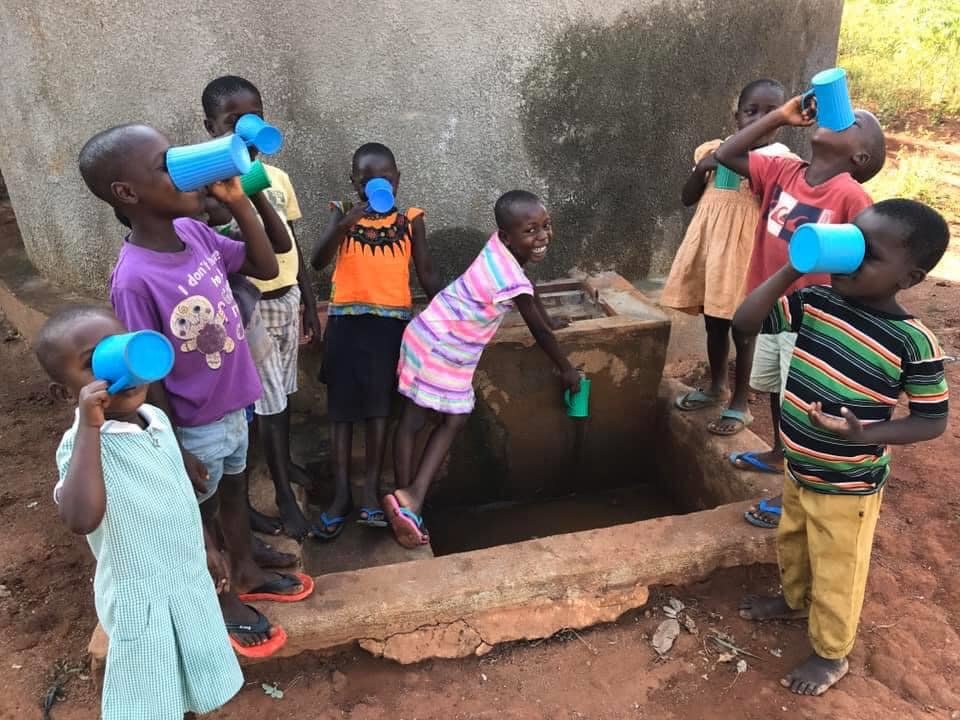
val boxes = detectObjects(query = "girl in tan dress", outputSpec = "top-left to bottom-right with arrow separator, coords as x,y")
662,79 -> 797,411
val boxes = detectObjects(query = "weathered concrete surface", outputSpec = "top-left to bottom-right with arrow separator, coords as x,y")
0,0 -> 843,296
255,498 -> 774,664
302,516 -> 433,577
90,500 -> 773,668
656,378 -> 782,512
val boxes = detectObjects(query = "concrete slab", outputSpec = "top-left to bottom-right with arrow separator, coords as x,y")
260,498 -> 774,665
302,522 -> 433,576
655,378 -> 780,512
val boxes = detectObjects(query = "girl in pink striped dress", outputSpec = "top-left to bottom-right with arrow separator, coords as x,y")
385,191 -> 582,548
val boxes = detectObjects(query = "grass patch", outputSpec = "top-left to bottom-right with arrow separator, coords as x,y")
839,0 -> 960,124
866,151 -> 960,217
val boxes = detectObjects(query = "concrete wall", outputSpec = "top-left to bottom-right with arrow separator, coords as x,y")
440,273 -> 671,506
0,0 -> 843,296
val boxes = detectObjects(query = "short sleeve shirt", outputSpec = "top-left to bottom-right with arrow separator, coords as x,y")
746,154 -> 873,294
764,285 -> 948,494
110,218 -> 262,427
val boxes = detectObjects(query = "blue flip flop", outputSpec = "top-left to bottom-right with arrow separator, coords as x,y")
356,507 -> 388,528
311,511 -> 349,542
729,451 -> 782,474
744,498 -> 782,529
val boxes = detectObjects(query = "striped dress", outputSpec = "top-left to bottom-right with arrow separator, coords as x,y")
55,404 -> 242,719
398,232 -> 533,414
764,286 -> 948,494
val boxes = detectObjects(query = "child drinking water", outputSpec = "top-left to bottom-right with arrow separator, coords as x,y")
79,123 -> 313,659
662,79 -> 794,414
386,190 -> 581,548
310,143 -> 441,539
735,199 -> 949,696
711,94 -> 884,528
201,75 -> 318,542
40,306 -> 242,719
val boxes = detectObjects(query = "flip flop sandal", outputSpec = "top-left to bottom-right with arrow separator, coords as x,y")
675,388 -> 723,411
744,499 -> 782,529
356,507 -> 389,528
238,572 -> 314,603
707,408 -> 753,436
226,605 -> 289,658
310,510 -> 351,542
729,451 -> 782,474
383,493 -> 430,549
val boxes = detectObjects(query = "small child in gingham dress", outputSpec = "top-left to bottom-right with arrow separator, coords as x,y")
38,306 -> 242,719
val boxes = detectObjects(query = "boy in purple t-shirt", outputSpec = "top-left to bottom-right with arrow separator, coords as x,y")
78,124 -> 312,657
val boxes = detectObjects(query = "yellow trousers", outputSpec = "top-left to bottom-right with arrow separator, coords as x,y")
777,474 -> 883,659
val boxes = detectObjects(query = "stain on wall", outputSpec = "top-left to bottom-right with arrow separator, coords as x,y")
519,0 -> 841,281
0,0 -> 842,295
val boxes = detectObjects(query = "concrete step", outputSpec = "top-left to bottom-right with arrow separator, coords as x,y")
302,519 -> 432,576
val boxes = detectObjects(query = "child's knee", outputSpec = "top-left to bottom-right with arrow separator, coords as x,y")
400,402 -> 428,431
446,413 -> 470,430
704,315 -> 731,334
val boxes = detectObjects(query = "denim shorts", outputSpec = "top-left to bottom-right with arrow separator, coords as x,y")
178,409 -> 249,503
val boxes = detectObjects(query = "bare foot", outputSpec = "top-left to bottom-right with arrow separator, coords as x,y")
251,535 -> 298,569
288,462 -> 312,488
277,496 -> 310,541
781,654 -> 849,695
739,594 -> 808,621
249,506 -> 282,535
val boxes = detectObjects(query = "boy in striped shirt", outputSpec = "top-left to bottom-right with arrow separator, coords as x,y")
733,199 -> 950,697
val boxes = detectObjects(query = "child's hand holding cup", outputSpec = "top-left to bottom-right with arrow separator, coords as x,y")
208,176 -> 247,206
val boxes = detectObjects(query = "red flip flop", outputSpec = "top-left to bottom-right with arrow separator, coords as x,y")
226,605 -> 289,658
238,572 -> 315,603
230,625 -> 289,659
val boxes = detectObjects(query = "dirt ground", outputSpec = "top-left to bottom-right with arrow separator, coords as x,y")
3,125 -> 960,718
0,279 -> 958,720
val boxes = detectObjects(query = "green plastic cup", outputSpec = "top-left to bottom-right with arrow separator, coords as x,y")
240,160 -> 272,196
714,163 -> 743,190
564,376 -> 591,418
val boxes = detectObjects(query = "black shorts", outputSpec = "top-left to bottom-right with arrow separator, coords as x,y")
321,314 -> 406,423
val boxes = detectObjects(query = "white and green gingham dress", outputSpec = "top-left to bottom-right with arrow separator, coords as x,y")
56,404 -> 242,719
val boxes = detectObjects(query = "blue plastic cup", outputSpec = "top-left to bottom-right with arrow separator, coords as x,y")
802,67 -> 856,132
789,223 -> 865,274
365,178 -> 395,213
167,135 -> 252,192
92,331 -> 175,395
235,114 -> 284,155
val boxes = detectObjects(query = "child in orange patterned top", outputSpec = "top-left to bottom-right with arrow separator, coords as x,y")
310,143 -> 441,539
